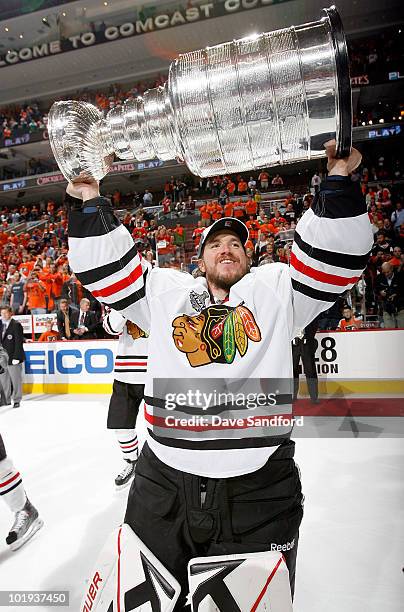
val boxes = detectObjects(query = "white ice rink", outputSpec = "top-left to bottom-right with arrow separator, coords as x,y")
0,395 -> 403,612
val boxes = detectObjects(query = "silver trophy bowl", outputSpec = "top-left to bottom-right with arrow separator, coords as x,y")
48,5 -> 351,181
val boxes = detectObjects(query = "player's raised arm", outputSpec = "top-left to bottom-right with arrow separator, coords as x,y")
290,141 -> 373,334
66,180 -> 151,332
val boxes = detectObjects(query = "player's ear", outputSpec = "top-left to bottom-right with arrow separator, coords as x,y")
198,258 -> 206,273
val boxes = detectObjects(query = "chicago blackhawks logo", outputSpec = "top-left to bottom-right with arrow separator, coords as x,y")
126,321 -> 148,340
172,303 -> 261,367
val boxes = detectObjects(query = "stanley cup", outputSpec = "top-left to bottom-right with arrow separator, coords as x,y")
48,5 -> 352,181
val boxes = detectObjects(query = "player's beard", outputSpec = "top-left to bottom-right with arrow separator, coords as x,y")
206,262 -> 248,293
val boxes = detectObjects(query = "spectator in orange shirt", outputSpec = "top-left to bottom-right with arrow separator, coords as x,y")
24,271 -> 47,314
199,202 -> 211,227
38,320 -> 60,342
192,222 -> 204,249
259,217 -> 278,236
211,203 -> 223,221
227,180 -> 236,196
258,171 -> 269,190
237,179 -> 248,196
245,197 -> 258,217
245,216 -> 260,243
337,307 -> 362,331
232,200 -> 245,220
223,201 -> 234,217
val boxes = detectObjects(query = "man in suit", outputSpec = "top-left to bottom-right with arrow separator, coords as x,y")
56,298 -> 75,340
292,315 -> 320,405
70,298 -> 99,340
0,306 -> 25,408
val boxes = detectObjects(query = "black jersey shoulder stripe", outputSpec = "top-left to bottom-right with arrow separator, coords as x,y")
293,231 -> 370,270
76,244 -> 139,286
312,181 -> 367,219
148,430 -> 291,450
69,204 -> 120,238
291,278 -> 339,302
103,270 -> 148,310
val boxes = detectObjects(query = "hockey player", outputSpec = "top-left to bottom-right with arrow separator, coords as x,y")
66,141 -> 373,607
103,309 -> 148,489
0,433 -> 43,550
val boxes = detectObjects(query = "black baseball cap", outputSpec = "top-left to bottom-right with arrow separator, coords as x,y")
197,217 -> 249,258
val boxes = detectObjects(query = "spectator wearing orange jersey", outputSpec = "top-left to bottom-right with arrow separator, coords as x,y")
206,201 -> 217,219
24,271 -> 47,314
211,203 -> 223,221
192,222 -> 204,249
337,307 -> 362,331
259,217 -> 278,236
245,197 -> 258,217
223,201 -> 234,217
38,320 -> 60,342
18,258 -> 33,279
199,202 -> 211,227
245,217 -> 260,243
237,179 -> 248,196
226,180 -> 236,196
232,200 -> 245,220
47,263 -> 64,311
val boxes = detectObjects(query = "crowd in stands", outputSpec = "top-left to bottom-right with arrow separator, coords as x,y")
348,28 -> 403,78
1,76 -> 166,142
0,159 -> 402,334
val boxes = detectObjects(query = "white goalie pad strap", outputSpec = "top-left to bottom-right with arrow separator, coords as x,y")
188,551 -> 292,612
81,523 -> 181,612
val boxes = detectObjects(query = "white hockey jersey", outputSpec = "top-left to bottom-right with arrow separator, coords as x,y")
68,177 -> 373,477
103,309 -> 148,385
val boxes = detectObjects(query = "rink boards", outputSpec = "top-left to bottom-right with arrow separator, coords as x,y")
21,329 -> 404,397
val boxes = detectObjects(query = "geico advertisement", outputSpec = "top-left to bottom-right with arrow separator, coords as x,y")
23,340 -> 118,384
22,331 -> 403,388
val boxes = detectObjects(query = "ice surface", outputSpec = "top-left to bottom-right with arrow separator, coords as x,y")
0,395 -> 402,611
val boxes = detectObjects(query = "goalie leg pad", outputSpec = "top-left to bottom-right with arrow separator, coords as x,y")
188,551 -> 293,612
80,523 -> 181,612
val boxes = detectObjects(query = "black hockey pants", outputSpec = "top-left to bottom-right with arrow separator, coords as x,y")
125,440 -> 303,610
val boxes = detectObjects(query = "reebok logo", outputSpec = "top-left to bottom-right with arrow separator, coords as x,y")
270,539 -> 295,552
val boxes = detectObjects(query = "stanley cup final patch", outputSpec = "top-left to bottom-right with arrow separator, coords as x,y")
189,290 -> 209,313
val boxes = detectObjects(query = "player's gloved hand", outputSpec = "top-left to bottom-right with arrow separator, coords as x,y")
325,139 -> 362,176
